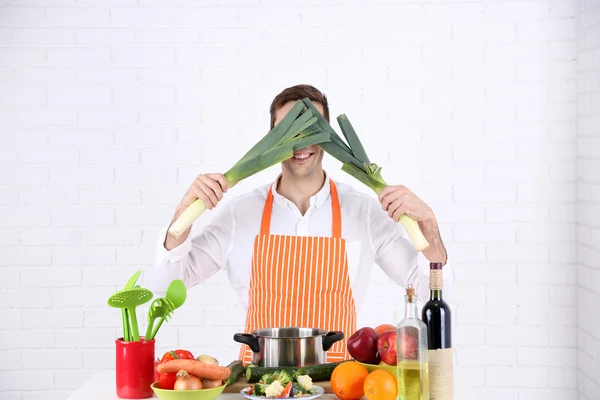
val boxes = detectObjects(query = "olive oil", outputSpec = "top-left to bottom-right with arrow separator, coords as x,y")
396,284 -> 430,400
397,361 -> 430,399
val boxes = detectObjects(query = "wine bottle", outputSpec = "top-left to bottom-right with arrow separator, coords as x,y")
396,284 -> 429,400
421,262 -> 453,400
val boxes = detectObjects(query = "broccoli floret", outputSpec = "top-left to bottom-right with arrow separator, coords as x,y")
308,388 -> 319,395
253,382 -> 269,396
261,373 -> 276,385
273,370 -> 293,386
290,382 -> 306,397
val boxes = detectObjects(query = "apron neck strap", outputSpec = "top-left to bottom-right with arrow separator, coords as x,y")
260,178 -> 342,238
330,180 -> 342,238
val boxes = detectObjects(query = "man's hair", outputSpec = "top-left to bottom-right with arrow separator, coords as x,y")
269,84 -> 329,129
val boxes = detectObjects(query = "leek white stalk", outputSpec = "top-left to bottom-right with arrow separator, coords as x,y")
168,145 -> 293,238
339,162 -> 429,251
398,215 -> 429,252
168,100 -> 330,239
169,200 -> 206,239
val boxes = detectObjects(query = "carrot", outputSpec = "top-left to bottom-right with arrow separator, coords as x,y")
156,359 -> 231,381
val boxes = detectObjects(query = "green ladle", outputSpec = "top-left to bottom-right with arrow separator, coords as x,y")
146,280 -> 186,340
108,287 -> 153,342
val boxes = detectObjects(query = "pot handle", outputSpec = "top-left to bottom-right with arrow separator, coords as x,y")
322,331 -> 344,351
233,333 -> 260,353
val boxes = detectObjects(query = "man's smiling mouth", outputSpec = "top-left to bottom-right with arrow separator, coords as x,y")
292,151 -> 314,161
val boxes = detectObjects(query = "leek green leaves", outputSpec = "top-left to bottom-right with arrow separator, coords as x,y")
168,100 -> 331,238
301,98 -> 429,251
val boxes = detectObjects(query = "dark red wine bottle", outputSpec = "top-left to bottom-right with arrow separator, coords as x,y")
421,262 -> 451,349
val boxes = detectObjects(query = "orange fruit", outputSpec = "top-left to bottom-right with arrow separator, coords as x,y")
363,370 -> 397,400
374,324 -> 395,337
330,361 -> 369,400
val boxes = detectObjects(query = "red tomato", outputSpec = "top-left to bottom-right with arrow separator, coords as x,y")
158,372 -> 178,390
154,359 -> 160,382
160,350 -> 195,363
156,350 -> 195,390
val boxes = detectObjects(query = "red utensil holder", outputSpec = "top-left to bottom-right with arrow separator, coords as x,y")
115,337 -> 155,399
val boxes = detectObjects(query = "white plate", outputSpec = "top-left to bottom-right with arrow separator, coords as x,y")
240,385 -> 325,400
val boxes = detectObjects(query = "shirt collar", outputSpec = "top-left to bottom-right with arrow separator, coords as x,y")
270,171 -> 332,210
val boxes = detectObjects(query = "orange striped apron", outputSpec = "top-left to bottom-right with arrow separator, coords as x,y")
239,179 -> 357,364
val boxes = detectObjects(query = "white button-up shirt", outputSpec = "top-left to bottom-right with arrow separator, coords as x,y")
146,174 -> 447,312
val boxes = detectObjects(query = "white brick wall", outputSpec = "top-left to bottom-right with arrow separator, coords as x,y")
577,0 -> 600,399
0,1 -> 592,399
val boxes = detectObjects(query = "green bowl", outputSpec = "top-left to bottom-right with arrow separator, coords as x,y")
150,382 -> 226,400
357,361 -> 398,376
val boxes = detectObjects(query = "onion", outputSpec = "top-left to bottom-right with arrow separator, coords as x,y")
202,379 -> 223,388
174,370 -> 203,390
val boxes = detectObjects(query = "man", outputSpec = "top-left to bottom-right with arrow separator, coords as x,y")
145,84 -> 448,364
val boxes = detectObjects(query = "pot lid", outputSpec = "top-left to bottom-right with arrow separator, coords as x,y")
251,327 -> 331,339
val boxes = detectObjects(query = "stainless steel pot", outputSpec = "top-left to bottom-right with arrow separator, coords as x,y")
233,327 -> 344,367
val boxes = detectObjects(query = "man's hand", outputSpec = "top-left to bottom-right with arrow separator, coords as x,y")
179,173 -> 229,212
378,185 -> 434,223
164,173 -> 228,250
378,185 -> 447,265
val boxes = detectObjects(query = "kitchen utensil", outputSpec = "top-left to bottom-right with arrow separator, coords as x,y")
108,287 -> 153,342
121,270 -> 142,341
121,307 -> 131,342
125,270 -> 142,288
233,327 -> 344,368
166,279 -> 186,308
151,382 -> 226,400
145,297 -> 175,340
147,280 -> 186,340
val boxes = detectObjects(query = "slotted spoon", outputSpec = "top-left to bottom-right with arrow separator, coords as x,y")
108,287 -> 153,342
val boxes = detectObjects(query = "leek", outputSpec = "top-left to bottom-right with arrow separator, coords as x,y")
301,98 -> 429,251
168,100 -> 331,238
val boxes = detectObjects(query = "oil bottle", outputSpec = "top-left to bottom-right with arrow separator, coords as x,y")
396,284 -> 430,400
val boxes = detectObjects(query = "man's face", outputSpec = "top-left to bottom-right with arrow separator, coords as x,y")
273,101 -> 325,180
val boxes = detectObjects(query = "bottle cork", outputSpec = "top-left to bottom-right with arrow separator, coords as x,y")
430,262 -> 444,291
406,284 -> 416,303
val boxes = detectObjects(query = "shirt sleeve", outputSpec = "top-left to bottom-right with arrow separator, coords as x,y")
142,202 -> 235,295
367,198 -> 452,303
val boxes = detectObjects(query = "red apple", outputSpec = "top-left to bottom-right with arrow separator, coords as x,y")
376,331 -> 397,366
347,327 -> 380,364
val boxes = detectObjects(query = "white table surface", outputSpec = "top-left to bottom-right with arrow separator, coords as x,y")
66,371 -> 340,400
